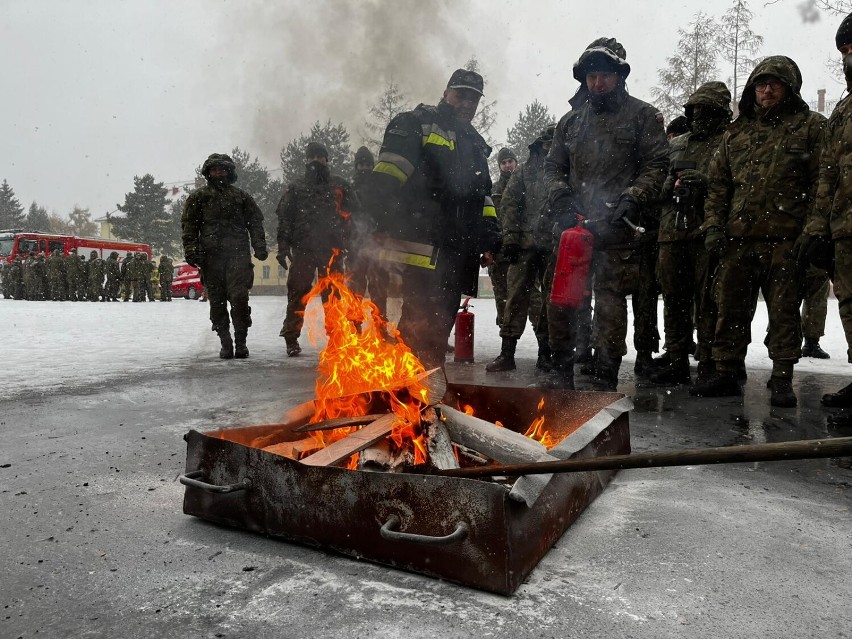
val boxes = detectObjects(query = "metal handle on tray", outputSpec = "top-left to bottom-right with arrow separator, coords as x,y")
380,514 -> 469,546
179,470 -> 251,493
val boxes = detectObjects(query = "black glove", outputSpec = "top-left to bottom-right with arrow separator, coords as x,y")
502,243 -> 521,264
676,168 -> 708,189
254,247 -> 269,262
550,191 -> 581,230
276,247 -> 290,268
610,195 -> 640,227
792,233 -> 820,268
704,226 -> 728,257
184,251 -> 200,268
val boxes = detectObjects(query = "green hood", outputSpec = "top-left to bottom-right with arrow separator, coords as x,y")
738,56 -> 808,116
685,81 -> 732,118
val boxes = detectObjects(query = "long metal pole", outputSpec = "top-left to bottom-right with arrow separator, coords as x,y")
433,437 -> 852,479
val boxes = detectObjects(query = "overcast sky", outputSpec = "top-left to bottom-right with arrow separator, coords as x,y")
0,0 -> 845,220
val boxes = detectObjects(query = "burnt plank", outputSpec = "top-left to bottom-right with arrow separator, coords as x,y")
299,414 -> 397,467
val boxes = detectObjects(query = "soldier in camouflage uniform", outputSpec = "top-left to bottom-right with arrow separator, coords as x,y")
10,256 -> 24,299
796,13 -> 852,412
46,249 -> 67,301
543,38 -> 669,390
489,147 -> 518,330
691,56 -> 826,408
130,253 -> 145,302
276,142 -> 355,357
120,253 -> 133,301
648,81 -> 732,385
486,127 -> 554,372
87,250 -> 105,301
65,248 -> 81,301
104,251 -> 121,301
159,255 -> 174,301
182,153 -> 268,359
142,253 -> 156,302
76,254 -> 88,301
799,268 -> 831,359
33,254 -> 48,301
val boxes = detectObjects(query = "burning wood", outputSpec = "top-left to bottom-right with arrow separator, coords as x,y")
263,438 -> 320,459
300,413 -> 397,467
425,421 -> 459,470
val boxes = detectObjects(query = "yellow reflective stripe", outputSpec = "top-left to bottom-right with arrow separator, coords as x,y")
378,249 -> 437,270
376,151 -> 415,177
422,132 -> 455,150
373,161 -> 408,184
483,205 -> 497,218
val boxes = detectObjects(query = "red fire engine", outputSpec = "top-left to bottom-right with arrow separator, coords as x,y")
0,230 -> 151,262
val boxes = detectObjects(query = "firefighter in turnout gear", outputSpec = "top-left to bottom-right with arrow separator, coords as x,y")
182,153 -> 268,359
648,81 -> 732,386
487,126 -> 556,373
276,141 -> 356,357
691,56 -> 826,408
363,68 -> 500,369
543,38 -> 669,390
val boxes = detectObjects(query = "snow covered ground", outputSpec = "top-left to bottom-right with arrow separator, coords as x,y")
2,294 -> 849,400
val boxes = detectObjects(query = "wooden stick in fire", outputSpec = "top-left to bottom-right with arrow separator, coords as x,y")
423,437 -> 852,478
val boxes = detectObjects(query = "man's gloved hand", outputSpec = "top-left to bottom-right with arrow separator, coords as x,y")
276,246 -> 290,268
254,247 -> 269,262
610,195 -> 640,227
184,251 -> 200,268
676,168 -> 709,189
502,243 -> 521,264
704,225 -> 728,257
792,233 -> 821,267
550,191 -> 581,229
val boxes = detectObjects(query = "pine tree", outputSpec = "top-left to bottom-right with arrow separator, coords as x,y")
0,180 -> 25,229
68,206 -> 98,237
652,12 -> 722,122
280,120 -> 353,185
47,213 -> 72,234
229,147 -> 282,245
505,100 -> 555,161
113,174 -> 178,254
718,0 -> 764,111
25,202 -> 51,232
362,80 -> 410,151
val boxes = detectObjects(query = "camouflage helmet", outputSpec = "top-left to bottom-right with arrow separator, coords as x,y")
573,37 -> 630,82
201,153 -> 238,184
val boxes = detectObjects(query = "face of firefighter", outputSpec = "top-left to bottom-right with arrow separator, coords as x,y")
443,88 -> 481,123
586,71 -> 619,96
754,76 -> 787,109
499,158 -> 517,173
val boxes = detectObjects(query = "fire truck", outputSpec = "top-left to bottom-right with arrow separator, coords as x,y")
0,230 -> 151,262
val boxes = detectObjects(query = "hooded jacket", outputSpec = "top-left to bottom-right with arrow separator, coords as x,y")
500,135 -> 553,250
658,81 -> 732,242
703,56 -> 826,240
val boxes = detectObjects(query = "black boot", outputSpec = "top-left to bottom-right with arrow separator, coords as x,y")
634,351 -> 654,377
285,338 -> 302,357
802,338 -> 830,359
766,376 -> 797,408
234,330 -> 249,359
822,381 -> 852,407
689,371 -> 741,397
575,346 -> 593,364
579,351 -> 597,376
647,352 -> 672,372
541,350 -> 574,389
594,354 -> 621,391
486,338 -> 517,373
536,342 -> 553,372
648,354 -> 691,385
695,361 -> 716,385
218,330 -> 234,360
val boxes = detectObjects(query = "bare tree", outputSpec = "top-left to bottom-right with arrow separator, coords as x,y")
652,12 -> 722,122
362,80 -> 410,151
718,0 -> 764,111
810,0 -> 852,14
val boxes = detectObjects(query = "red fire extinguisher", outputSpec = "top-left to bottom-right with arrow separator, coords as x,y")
454,297 -> 475,363
549,217 -> 595,309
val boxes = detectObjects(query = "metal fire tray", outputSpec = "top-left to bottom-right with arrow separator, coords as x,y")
181,383 -> 631,595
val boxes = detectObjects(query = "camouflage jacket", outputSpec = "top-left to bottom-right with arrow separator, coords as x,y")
182,182 -> 267,262
105,256 -> 120,280
46,254 -> 66,278
275,170 -> 354,254
65,254 -> 83,280
544,87 -> 669,248
492,170 -> 512,215
159,257 -> 174,283
87,258 -> 105,283
500,148 -> 551,250
805,92 -> 852,240
704,56 -> 826,240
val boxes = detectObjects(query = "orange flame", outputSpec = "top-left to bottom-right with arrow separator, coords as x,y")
523,397 -> 554,448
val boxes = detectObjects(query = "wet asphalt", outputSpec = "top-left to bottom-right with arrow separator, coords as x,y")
1,354 -> 850,638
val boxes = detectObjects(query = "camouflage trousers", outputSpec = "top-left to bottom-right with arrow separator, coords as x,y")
201,254 -> 255,334
712,239 -> 801,369
831,238 -> 852,362
282,247 -> 342,342
160,277 -> 173,301
347,250 -> 390,322
48,278 -> 66,301
499,247 -> 547,343
799,266 -> 829,340
657,239 -> 717,362
546,244 -> 657,359
488,255 -> 510,328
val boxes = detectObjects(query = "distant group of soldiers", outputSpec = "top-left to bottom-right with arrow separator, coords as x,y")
1,250 -> 174,303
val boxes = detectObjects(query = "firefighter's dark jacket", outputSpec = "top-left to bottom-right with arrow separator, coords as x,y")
365,101 -> 500,261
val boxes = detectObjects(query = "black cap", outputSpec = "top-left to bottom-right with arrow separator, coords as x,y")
837,12 -> 852,49
447,69 -> 484,96
305,141 -> 329,160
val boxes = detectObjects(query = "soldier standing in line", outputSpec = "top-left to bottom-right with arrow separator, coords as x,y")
543,38 -> 669,390
130,253 -> 144,301
77,254 -> 89,301
486,126 -> 555,373
9,255 -> 24,299
0,262 -> 6,299
142,253 -> 156,301
104,251 -> 121,301
22,253 -> 35,300
46,249 -> 67,301
87,250 -> 105,301
489,147 -> 518,330
796,13 -> 852,416
120,253 -> 133,301
159,255 -> 174,301
276,142 -> 355,357
647,82 -> 732,386
65,248 -> 80,301
182,153 -> 268,359
33,253 -> 48,301
691,56 -> 826,408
